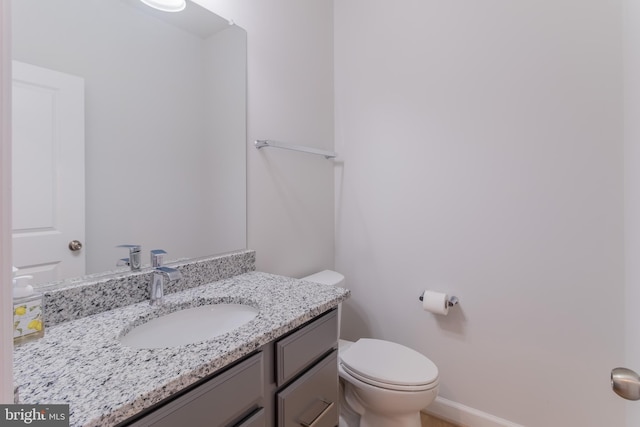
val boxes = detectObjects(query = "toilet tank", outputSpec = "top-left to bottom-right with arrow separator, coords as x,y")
301,270 -> 345,338
301,270 -> 345,287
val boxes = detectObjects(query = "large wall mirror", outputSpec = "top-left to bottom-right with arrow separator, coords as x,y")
11,0 -> 247,286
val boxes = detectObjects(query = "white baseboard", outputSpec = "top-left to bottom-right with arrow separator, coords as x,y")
423,397 -> 524,427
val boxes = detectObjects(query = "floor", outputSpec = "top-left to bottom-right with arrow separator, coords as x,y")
421,412 -> 460,427
340,412 -> 459,427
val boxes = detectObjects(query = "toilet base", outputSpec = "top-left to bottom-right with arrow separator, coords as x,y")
339,415 -> 358,427
340,374 -> 437,427
339,379 -> 361,427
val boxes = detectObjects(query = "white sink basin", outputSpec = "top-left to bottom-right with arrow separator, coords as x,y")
119,304 -> 259,349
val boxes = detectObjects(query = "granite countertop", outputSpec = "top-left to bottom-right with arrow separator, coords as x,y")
13,272 -> 350,427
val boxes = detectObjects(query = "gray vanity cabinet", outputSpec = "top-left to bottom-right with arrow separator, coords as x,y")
124,353 -> 265,427
120,308 -> 339,427
276,351 -> 338,427
275,309 -> 338,387
274,310 -> 339,427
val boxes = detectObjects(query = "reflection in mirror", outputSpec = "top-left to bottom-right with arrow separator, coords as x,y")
11,0 -> 247,287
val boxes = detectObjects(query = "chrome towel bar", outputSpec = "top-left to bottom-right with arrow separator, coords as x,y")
255,140 -> 337,159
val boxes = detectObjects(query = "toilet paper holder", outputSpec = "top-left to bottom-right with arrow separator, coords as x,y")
419,294 -> 459,307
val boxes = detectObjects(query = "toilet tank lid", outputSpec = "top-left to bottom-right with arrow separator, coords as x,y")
340,338 -> 439,387
301,270 -> 345,287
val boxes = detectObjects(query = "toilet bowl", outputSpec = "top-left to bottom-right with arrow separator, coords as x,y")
338,338 -> 439,427
301,271 -> 440,427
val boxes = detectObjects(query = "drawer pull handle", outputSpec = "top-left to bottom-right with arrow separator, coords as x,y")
299,399 -> 334,427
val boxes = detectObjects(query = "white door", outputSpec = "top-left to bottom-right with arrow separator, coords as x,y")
12,61 -> 85,283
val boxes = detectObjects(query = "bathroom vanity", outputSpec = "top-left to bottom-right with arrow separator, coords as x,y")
12,251 -> 349,427
123,310 -> 338,427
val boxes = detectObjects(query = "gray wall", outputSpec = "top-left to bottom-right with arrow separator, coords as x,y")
334,1 -> 624,426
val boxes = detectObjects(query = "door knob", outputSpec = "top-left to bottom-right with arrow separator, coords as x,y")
68,240 -> 83,251
611,367 -> 640,400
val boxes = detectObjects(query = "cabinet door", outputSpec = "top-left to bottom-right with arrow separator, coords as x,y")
276,310 -> 337,386
127,353 -> 263,427
277,351 -> 338,427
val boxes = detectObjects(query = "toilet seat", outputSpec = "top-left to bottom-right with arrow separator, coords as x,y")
340,338 -> 439,392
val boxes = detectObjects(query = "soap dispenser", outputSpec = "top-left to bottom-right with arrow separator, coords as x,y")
12,269 -> 44,344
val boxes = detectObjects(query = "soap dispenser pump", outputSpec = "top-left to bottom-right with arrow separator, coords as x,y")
14,275 -> 34,298
12,269 -> 44,344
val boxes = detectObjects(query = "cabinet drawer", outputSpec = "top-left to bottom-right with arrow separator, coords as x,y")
277,350 -> 338,427
127,352 -> 263,427
276,309 -> 337,386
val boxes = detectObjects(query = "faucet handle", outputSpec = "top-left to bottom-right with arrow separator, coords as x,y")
117,258 -> 131,267
117,244 -> 142,270
150,249 -> 167,267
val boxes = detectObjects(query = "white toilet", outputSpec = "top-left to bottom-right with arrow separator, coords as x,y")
302,271 -> 440,427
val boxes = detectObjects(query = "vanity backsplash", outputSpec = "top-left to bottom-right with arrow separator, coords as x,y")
41,250 -> 256,327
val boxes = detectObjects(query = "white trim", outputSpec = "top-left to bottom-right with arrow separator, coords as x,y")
0,0 -> 14,404
423,397 -> 525,427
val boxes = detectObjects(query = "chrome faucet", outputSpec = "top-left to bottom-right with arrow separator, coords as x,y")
117,245 -> 142,270
150,266 -> 182,306
149,249 -> 182,306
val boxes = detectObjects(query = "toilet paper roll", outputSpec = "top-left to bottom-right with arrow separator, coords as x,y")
421,290 -> 449,315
